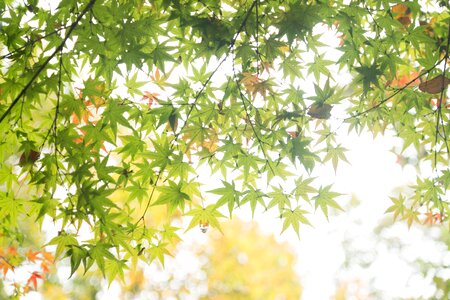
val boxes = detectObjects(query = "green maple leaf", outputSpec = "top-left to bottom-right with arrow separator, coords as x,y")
267,185 -> 291,211
404,208 -> 420,228
240,188 -> 266,218
154,180 -> 190,214
88,243 -> 116,276
385,194 -> 406,221
105,259 -> 127,286
160,224 -> 181,243
288,137 -> 319,172
67,245 -> 88,278
355,63 -> 383,95
292,176 -> 317,202
322,144 -> 350,173
313,185 -> 343,219
0,193 -> 24,223
125,181 -> 148,204
281,207 -> 311,238
149,242 -> 171,266
307,54 -> 334,82
185,204 -> 225,233
0,165 -> 17,190
103,100 -> 132,137
209,181 -> 240,217
145,137 -> 173,169
47,232 -> 79,260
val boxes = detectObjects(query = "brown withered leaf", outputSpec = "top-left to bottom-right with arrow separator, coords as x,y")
307,103 -> 332,119
419,75 -> 450,94
391,3 -> 412,26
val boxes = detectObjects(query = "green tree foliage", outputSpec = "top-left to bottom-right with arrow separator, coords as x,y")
1,0 -> 450,289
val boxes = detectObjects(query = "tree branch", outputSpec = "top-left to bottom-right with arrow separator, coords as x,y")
0,0 -> 96,125
344,56 -> 446,121
137,0 -> 259,225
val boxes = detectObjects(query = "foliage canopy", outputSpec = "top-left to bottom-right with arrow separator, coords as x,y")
1,0 -> 450,288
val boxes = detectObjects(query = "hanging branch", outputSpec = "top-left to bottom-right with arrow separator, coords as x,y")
232,64 -> 275,176
0,0 -> 97,125
172,0 -> 258,143
344,56 -> 445,121
255,0 -> 260,73
0,24 -> 71,61
137,0 -> 259,226
433,19 -> 450,171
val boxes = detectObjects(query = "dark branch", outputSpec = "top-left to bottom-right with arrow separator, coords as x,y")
0,0 -> 97,125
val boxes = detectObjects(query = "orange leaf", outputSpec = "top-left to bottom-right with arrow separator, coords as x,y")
419,75 -> 450,94
26,271 -> 42,290
391,3 -> 412,26
141,91 -> 159,108
0,259 -> 13,276
423,212 -> 434,225
388,71 -> 421,88
41,250 -> 54,263
8,246 -> 17,255
40,261 -> 50,273
26,249 -> 41,263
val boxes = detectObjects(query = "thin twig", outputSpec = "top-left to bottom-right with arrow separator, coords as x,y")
0,0 -> 96,125
256,0 -> 260,73
172,0 -> 258,143
344,56 -> 445,121
137,0 -> 259,225
433,19 -> 450,171
233,70 -> 275,175
0,25 -> 71,60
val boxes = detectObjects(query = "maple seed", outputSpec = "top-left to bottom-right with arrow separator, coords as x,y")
199,220 -> 209,233
419,75 -> 450,94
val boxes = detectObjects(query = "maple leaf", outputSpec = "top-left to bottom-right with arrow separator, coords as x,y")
313,185 -> 343,219
355,64 -> 383,95
0,257 -> 14,276
26,271 -> 42,290
185,204 -> 226,234
419,75 -> 450,94
391,3 -> 412,26
240,72 -> 261,93
40,261 -> 50,273
26,249 -> 41,263
322,144 -> 350,173
41,251 -> 54,263
209,181 -> 240,217
280,207 -> 311,238
387,71 -> 421,88
307,103 -> 332,119
153,181 -> 190,214
404,208 -> 420,228
141,91 -> 159,108
149,242 -> 171,267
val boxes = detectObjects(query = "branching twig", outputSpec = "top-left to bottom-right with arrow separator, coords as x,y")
136,0 -> 259,225
433,19 -> 450,171
344,56 -> 445,121
0,25 -> 71,61
172,0 -> 258,143
233,63 -> 275,175
0,0 -> 96,125
255,0 -> 260,73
